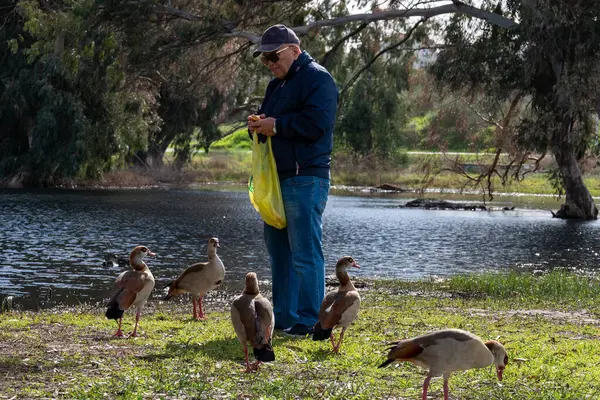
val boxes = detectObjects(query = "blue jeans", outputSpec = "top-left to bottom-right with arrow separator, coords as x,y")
264,175 -> 330,329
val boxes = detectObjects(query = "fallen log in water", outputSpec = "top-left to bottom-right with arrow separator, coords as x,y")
401,198 -> 515,211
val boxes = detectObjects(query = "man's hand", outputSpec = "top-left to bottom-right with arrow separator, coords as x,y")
248,114 -> 277,137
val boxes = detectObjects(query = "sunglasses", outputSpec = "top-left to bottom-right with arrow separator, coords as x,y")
260,46 -> 292,65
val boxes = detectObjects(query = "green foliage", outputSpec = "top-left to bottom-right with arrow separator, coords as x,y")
545,167 -> 565,198
335,39 -> 413,156
0,0 -> 150,184
211,128 -> 251,151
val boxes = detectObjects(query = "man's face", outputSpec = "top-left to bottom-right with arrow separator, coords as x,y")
261,45 -> 298,79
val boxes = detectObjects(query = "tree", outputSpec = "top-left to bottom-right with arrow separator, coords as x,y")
430,1 -> 600,219
0,0 -> 151,185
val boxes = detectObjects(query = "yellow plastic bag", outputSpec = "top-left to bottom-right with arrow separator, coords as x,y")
248,132 -> 287,229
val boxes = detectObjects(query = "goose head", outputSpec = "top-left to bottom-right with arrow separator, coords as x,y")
335,256 -> 360,285
244,272 -> 260,295
485,340 -> 508,381
130,246 -> 155,271
207,237 -> 220,255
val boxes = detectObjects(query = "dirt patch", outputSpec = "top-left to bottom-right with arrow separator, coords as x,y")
0,321 -> 157,397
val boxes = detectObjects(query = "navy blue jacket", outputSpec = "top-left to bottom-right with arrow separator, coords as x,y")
252,51 -> 338,180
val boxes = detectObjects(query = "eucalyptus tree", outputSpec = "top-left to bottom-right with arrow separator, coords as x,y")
0,0 -> 151,185
430,1 -> 600,219
0,0 -> 314,182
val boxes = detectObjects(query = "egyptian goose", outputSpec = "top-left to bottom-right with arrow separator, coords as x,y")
102,253 -> 130,269
378,329 -> 508,400
231,272 -> 275,372
164,237 -> 225,320
312,256 -> 361,353
105,246 -> 156,337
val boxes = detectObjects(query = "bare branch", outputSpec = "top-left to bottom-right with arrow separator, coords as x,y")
319,22 -> 368,67
155,4 -> 200,21
340,18 -> 428,98
222,3 -> 517,44
441,92 -> 528,201
460,97 -> 503,129
223,30 -> 261,44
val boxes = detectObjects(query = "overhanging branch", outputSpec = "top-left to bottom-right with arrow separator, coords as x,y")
319,22 -> 368,67
155,2 -> 517,44
222,3 -> 517,44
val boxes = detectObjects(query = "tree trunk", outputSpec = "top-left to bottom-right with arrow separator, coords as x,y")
135,134 -> 174,169
146,146 -> 166,169
551,118 -> 598,220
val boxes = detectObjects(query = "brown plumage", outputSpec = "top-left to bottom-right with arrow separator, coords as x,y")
312,256 -> 361,353
378,329 -> 509,400
105,246 -> 156,337
164,237 -> 225,320
230,272 -> 275,372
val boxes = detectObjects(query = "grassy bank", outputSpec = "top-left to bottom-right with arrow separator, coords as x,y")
2,272 -> 600,399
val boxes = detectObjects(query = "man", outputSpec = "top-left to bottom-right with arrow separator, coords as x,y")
248,24 -> 338,336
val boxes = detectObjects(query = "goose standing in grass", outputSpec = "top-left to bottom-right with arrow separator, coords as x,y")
378,329 -> 508,400
105,246 -> 156,337
312,256 -> 361,353
164,237 -> 225,320
231,272 -> 275,372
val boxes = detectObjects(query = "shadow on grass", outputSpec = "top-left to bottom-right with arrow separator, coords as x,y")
134,336 -> 243,363
0,358 -> 43,374
133,332 -> 341,365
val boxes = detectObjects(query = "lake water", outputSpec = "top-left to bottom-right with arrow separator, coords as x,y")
1,187 -> 599,310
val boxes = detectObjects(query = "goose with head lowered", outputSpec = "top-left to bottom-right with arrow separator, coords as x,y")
378,328 -> 508,400
312,256 -> 361,353
164,237 -> 225,320
105,246 -> 156,337
231,272 -> 275,372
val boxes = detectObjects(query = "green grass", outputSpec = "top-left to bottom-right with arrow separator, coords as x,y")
376,270 -> 600,311
2,272 -> 600,399
211,128 -> 251,151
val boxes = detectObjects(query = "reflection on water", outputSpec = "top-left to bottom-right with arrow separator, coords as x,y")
1,187 -> 599,310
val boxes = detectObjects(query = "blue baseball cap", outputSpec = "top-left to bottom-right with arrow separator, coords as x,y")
252,24 -> 300,58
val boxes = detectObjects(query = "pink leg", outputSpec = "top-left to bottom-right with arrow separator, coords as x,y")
129,310 -> 140,337
333,327 -> 347,353
192,297 -> 198,319
329,333 -> 336,349
422,373 -> 432,400
113,317 -> 124,337
197,297 -> 206,320
443,375 -> 450,400
242,345 -> 252,373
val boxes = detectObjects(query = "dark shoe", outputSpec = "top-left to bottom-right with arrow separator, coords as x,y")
283,323 -> 314,337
